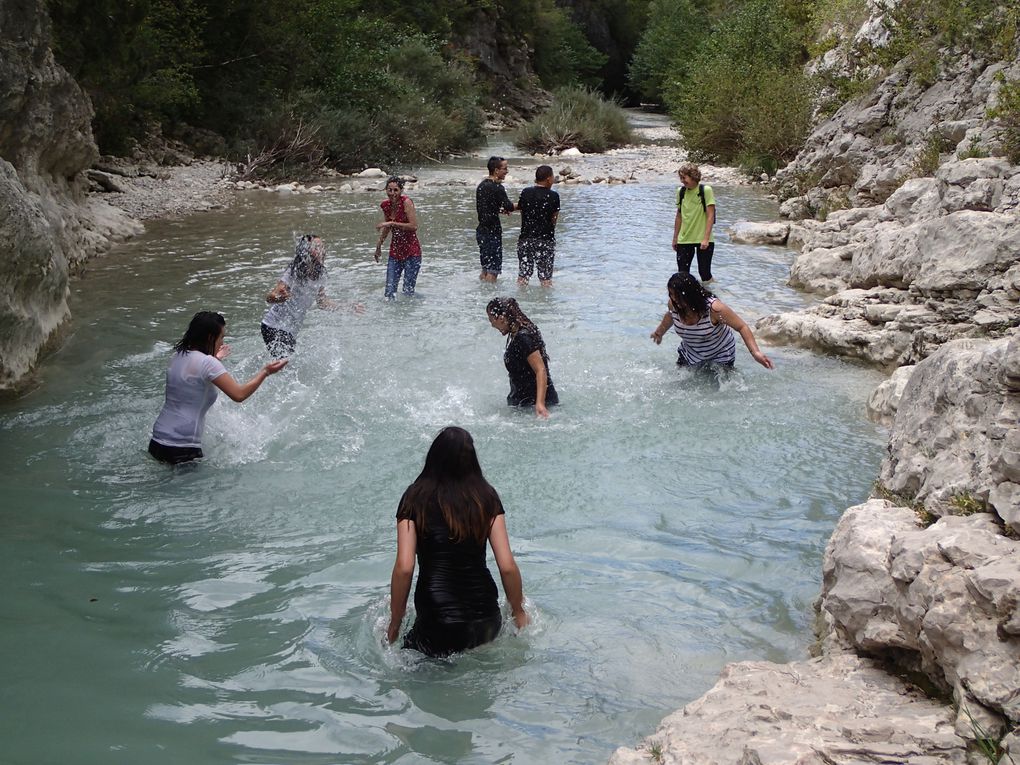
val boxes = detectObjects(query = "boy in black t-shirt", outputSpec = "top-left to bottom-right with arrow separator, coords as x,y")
516,165 -> 560,287
475,156 -> 515,283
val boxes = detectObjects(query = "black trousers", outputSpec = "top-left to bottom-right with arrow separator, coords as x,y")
260,323 -> 296,358
676,242 -> 715,281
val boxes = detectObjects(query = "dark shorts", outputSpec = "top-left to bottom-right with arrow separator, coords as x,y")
261,322 -> 296,358
517,238 -> 555,281
402,614 -> 502,658
476,227 -> 503,274
148,439 -> 203,465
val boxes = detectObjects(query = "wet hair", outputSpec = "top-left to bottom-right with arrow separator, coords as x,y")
385,176 -> 404,190
397,426 -> 503,544
286,234 -> 326,281
667,272 -> 715,317
677,162 -> 702,183
487,156 -> 506,175
174,311 -> 225,356
535,165 -> 553,182
486,297 -> 549,361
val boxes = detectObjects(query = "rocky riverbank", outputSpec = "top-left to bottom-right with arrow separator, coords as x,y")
609,7 -> 1019,765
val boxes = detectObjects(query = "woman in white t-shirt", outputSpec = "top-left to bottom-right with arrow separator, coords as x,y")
149,311 -> 288,464
261,234 -> 337,357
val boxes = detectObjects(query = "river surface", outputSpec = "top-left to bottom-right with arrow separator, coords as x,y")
0,119 -> 886,764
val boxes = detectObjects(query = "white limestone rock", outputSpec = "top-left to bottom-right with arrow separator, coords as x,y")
866,364 -> 916,424
608,653 -> 967,765
820,500 -> 1020,724
727,221 -> 790,246
881,334 -> 1020,528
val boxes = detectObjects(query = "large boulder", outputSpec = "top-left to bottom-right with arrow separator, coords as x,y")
881,334 -> 1020,529
608,653 -> 967,765
820,500 -> 1020,731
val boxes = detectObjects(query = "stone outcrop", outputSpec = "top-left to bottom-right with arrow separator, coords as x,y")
756,156 -> 1020,369
0,0 -> 137,391
609,653 -> 968,765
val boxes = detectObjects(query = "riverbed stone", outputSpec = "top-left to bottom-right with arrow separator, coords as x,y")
607,653 -> 967,765
727,221 -> 790,245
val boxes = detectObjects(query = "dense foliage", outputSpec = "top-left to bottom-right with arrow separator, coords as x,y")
628,0 -> 814,172
46,0 -> 623,170
513,86 -> 633,153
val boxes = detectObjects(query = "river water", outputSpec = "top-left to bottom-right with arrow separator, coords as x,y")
0,122 -> 886,764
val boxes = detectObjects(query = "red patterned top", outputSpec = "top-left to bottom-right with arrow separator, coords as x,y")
381,195 -> 422,261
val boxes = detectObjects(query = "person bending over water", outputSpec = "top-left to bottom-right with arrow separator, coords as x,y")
486,297 -> 559,418
149,311 -> 287,464
261,234 -> 338,357
388,426 -> 529,657
650,272 -> 774,370
374,177 -> 422,299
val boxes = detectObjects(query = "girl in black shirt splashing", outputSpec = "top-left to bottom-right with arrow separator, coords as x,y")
486,297 -> 559,418
388,427 -> 529,657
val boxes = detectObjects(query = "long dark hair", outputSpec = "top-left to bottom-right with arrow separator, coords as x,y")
397,427 -> 503,544
173,311 -> 225,355
486,297 -> 549,360
667,272 -> 715,317
287,234 -> 326,281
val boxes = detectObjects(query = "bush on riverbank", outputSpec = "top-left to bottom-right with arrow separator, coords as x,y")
47,0 -> 632,168
513,87 -> 633,154
665,0 -> 813,173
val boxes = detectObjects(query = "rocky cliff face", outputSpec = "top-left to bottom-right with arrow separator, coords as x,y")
610,7 -> 1019,764
0,0 -> 136,391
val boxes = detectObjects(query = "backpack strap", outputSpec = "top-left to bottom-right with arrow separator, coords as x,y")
678,184 -> 708,213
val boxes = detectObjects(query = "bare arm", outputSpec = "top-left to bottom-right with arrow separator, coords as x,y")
711,300 -> 774,369
488,515 -> 528,629
210,359 -> 288,402
525,350 -> 550,419
387,519 -> 417,643
266,280 -> 290,304
650,311 -> 673,344
672,209 -> 681,251
702,205 -> 715,249
316,286 -> 338,311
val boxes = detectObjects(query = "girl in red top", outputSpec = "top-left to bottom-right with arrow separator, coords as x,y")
375,177 -> 422,299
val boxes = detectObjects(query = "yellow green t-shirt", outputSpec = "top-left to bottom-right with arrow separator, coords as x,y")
675,184 -> 716,244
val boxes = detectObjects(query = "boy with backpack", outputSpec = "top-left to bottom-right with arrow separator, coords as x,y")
671,163 -> 716,282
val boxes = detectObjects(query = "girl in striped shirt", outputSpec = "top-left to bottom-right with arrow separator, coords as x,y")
650,273 -> 774,370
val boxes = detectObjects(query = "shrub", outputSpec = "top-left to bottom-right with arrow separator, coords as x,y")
988,74 -> 1020,164
666,0 -> 812,169
911,132 -> 954,177
628,0 -> 707,100
513,87 -> 633,154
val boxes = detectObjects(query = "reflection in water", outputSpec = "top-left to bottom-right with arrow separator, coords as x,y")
0,124 -> 886,764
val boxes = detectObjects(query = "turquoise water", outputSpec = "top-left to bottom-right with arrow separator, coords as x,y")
0,140 -> 886,764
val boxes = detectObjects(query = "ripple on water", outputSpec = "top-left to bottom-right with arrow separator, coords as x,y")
0,147 -> 887,764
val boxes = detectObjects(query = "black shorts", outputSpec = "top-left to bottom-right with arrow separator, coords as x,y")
517,238 -> 555,281
148,439 -> 203,465
261,322 -> 296,358
476,228 -> 503,274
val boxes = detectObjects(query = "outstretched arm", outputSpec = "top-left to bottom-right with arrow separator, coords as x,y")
387,519 -> 417,643
712,300 -> 774,369
650,311 -> 672,344
211,359 -> 289,402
